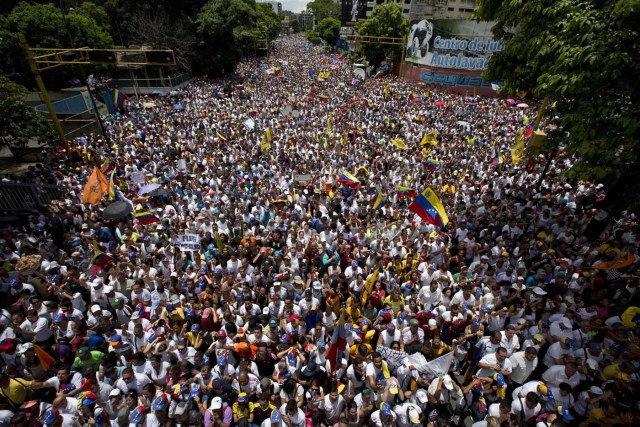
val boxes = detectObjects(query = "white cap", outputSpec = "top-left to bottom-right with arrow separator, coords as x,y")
209,396 -> 222,410
104,285 -> 114,293
590,386 -> 603,395
91,304 -> 102,313
442,375 -> 454,390
262,307 -> 270,315
90,278 -> 103,287
532,287 -> 547,296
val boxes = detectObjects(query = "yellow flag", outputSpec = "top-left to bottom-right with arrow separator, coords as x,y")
81,167 -> 109,204
215,231 -> 224,252
390,138 -> 408,150
326,114 -> 333,136
421,130 -> 438,146
384,82 -> 390,98
511,128 -> 525,165
260,135 -> 271,153
265,127 -> 273,143
362,268 -> 380,305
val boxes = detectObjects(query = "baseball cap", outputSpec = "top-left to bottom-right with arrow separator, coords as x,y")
442,375 -> 454,390
271,409 -> 282,423
380,402 -> 392,416
388,381 -> 399,395
109,389 -> 121,397
493,373 -> 506,387
238,392 -> 248,403
209,396 -> 223,410
557,406 -> 574,421
589,386 -> 603,395
532,287 -> 547,295
43,408 -> 60,425
561,337 -> 573,349
108,335 -> 122,346
410,319 -> 420,327
130,405 -> 145,423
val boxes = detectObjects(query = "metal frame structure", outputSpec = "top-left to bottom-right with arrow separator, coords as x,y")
18,34 -> 176,143
29,47 -> 176,72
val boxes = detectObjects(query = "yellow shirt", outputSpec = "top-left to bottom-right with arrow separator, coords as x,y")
1,378 -> 32,405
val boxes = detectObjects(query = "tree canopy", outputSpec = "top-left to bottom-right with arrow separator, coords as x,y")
355,3 -> 409,66
476,0 -> 640,212
0,76 -> 56,148
306,0 -> 340,22
315,17 -> 341,47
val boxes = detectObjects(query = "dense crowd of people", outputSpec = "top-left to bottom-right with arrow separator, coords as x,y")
0,34 -> 639,427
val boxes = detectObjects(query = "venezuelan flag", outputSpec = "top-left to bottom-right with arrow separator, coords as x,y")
424,158 -> 441,172
524,123 -> 534,140
491,153 -> 503,166
408,187 -> 449,228
318,94 -> 330,103
134,211 -> 160,225
216,130 -> 228,142
372,188 -> 384,210
396,186 -> 417,198
337,171 -> 360,189
114,89 -> 125,108
89,241 -> 115,276
247,110 -> 258,118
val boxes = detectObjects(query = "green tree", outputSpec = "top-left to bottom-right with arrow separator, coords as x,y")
0,76 -> 56,148
306,29 -> 322,45
316,17 -> 340,47
8,2 -> 113,49
476,0 -> 640,214
306,0 -> 340,22
196,0 -> 258,75
355,3 -> 409,66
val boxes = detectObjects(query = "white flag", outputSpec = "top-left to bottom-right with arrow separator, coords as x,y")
405,351 -> 454,377
491,83 -> 500,91
243,117 -> 255,131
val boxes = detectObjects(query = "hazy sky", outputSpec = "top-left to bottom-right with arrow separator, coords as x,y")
279,0 -> 309,13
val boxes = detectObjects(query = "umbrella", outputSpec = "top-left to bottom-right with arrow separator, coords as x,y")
506,98 -> 517,104
103,201 -> 133,220
291,110 -> 300,118
143,102 -> 156,108
295,119 -> 306,126
517,103 -> 529,108
138,183 -> 161,196
456,121 -> 470,126
169,91 -> 180,96
148,188 -> 170,198
173,104 -> 185,111
434,101 -> 445,106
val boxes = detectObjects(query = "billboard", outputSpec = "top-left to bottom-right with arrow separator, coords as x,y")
342,0 -> 367,26
406,19 -> 504,71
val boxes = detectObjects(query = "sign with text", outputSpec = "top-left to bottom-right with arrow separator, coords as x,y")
175,234 -> 201,252
406,19 -> 503,71
130,171 -> 146,184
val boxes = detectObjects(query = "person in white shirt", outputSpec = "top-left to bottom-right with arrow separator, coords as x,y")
370,403 -> 397,427
476,347 -> 513,378
509,347 -> 539,386
543,337 -> 574,367
318,386 -> 346,424
115,368 -> 151,394
17,310 -> 53,345
511,392 -> 542,425
541,362 -> 582,389
500,324 -> 520,356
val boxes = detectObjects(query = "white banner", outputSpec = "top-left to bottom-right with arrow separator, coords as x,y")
175,234 -> 201,252
404,351 -> 453,377
130,171 -> 146,184
377,345 -> 408,370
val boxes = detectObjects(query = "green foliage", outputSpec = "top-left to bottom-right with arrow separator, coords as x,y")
476,0 -> 640,185
196,0 -> 262,75
0,76 -> 57,148
355,3 -> 409,66
306,29 -> 322,45
316,17 -> 341,47
8,2 -> 113,49
306,0 -> 340,22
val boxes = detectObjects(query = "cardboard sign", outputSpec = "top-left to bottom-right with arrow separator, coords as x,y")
175,234 -> 201,252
